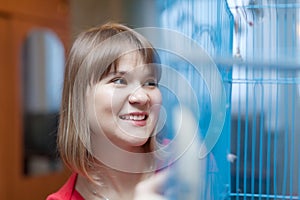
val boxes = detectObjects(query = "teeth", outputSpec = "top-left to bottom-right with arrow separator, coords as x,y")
121,115 -> 146,121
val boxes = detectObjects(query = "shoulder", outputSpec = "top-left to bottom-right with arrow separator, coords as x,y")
46,173 -> 79,200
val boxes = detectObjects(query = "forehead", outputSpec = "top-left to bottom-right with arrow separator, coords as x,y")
114,52 -> 156,74
117,51 -> 142,68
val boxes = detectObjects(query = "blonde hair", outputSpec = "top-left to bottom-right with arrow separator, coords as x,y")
58,22 -> 161,178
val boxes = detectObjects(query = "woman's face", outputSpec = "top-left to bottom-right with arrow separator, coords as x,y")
87,52 -> 162,152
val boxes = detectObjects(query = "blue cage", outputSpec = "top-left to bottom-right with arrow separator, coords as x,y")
157,0 -> 300,199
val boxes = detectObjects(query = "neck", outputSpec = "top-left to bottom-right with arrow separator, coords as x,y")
90,135 -> 155,173
76,165 -> 153,200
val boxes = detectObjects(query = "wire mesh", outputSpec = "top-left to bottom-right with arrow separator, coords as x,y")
158,0 -> 233,198
227,64 -> 300,200
157,0 -> 300,199
227,0 -> 300,199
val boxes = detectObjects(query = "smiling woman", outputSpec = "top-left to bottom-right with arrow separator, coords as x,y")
46,22 -> 168,200
87,51 -> 162,152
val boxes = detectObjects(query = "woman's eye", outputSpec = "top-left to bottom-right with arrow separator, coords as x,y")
143,81 -> 158,87
112,78 -> 127,85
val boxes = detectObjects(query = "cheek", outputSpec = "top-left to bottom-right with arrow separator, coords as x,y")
87,87 -> 115,131
94,88 -> 118,118
150,90 -> 162,117
94,87 -> 131,122
151,90 -> 162,106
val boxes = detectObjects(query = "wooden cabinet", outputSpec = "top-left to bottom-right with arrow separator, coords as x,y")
0,1 -> 71,199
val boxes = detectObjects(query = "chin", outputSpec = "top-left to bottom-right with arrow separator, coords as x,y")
127,137 -> 150,147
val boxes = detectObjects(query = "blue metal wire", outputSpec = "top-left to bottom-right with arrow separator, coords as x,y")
157,0 -> 300,199
258,83 -> 264,200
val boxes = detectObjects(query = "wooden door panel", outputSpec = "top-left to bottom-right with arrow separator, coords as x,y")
8,17 -> 70,200
0,1 -> 71,198
0,16 -> 11,200
0,0 -> 70,25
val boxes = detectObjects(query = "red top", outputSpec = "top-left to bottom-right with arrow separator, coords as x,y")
46,173 -> 84,200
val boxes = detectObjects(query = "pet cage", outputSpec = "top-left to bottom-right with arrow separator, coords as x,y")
157,0 -> 300,199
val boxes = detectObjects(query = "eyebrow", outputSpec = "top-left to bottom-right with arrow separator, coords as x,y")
106,68 -> 157,79
106,71 -> 127,76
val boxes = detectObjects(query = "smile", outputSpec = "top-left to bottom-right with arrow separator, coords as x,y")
119,113 -> 148,121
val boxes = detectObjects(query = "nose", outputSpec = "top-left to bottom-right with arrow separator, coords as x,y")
129,87 -> 150,105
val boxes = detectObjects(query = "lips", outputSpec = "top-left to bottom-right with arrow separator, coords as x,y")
119,112 -> 148,121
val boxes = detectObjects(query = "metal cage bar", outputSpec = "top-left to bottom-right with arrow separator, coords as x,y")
158,0 -> 300,199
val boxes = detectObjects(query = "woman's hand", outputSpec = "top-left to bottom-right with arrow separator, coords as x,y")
134,170 -> 169,200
